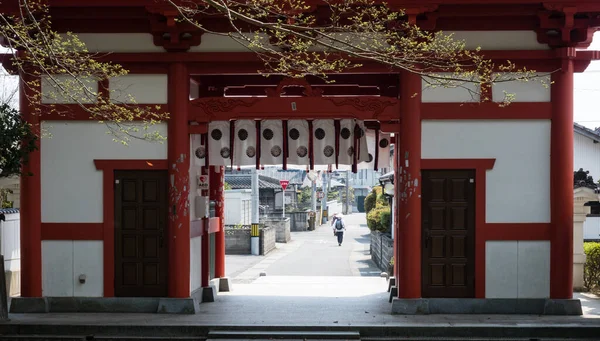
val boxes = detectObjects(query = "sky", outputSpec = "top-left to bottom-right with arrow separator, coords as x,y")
574,31 -> 600,130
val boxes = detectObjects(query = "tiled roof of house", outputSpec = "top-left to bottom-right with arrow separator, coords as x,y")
224,174 -> 282,189
575,122 -> 600,142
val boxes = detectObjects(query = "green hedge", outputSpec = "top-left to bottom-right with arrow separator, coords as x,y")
364,187 -> 380,214
365,186 -> 391,232
584,242 -> 600,290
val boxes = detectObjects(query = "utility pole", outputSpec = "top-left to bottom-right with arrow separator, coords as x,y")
321,172 -> 328,223
250,168 -> 259,255
345,170 -> 350,215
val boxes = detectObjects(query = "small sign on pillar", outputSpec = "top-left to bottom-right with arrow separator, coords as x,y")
198,175 -> 209,190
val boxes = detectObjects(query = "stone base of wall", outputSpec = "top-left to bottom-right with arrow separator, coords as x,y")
371,231 -> 393,273
5,270 -> 20,297
225,225 -> 276,256
261,217 -> 291,243
260,226 -> 276,255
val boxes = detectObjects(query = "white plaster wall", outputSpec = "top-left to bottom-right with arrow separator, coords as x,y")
485,241 -> 550,298
109,74 -> 168,104
574,131 -> 600,181
584,217 -> 600,241
441,31 -> 550,51
62,33 -> 164,53
40,121 -> 168,223
189,33 -> 273,52
42,240 -> 103,297
190,236 -> 202,294
492,73 -> 551,103
224,190 -> 252,225
41,75 -> 98,104
422,120 -> 551,223
421,74 -> 479,103
0,213 -> 20,272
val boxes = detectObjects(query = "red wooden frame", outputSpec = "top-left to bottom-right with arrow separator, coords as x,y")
41,223 -> 103,240
421,158 -> 552,298
94,159 -> 168,297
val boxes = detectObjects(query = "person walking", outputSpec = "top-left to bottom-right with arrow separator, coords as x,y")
331,213 -> 346,246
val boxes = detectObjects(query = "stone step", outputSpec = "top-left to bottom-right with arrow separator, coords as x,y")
207,330 -> 360,340
0,336 -> 205,341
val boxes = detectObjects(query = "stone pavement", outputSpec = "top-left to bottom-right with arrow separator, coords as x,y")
2,213 -> 600,339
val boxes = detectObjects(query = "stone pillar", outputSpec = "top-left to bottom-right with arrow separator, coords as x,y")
550,50 -> 575,299
397,70 -> 422,298
573,186 -> 598,289
167,62 -> 191,298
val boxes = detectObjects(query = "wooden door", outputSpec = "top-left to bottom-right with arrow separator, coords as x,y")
114,170 -> 168,297
421,170 -> 475,298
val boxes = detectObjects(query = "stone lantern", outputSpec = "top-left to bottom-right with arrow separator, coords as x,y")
573,168 -> 600,289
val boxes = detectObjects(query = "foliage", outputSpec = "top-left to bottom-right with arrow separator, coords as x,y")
340,186 -> 355,204
0,0 -> 168,144
365,186 -> 383,214
0,188 -> 13,208
367,206 -> 390,233
0,103 -> 38,178
584,242 -> 600,290
170,0 -> 544,102
327,190 -> 339,201
224,182 -> 232,190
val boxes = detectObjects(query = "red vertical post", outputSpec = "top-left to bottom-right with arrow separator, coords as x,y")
210,166 -> 226,278
19,69 -> 42,297
201,165 -> 210,288
167,62 -> 191,298
397,70 -> 422,298
550,49 -> 575,299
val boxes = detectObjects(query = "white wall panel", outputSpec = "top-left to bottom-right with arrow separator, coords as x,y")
485,240 -> 550,298
421,74 -> 479,103
190,33 -> 272,52
584,217 -> 600,241
574,131 -> 600,182
42,241 -> 73,296
109,74 -> 168,104
441,31 -> 549,50
485,241 -> 518,298
492,73 -> 551,102
42,240 -> 104,297
65,33 -> 165,53
41,121 -> 168,223
517,241 -> 550,298
41,75 -> 98,104
190,236 -> 202,294
422,120 -> 551,223
73,241 -> 103,297
0,213 -> 20,272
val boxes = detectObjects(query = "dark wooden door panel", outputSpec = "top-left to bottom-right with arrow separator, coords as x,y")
422,170 -> 475,298
115,170 -> 168,297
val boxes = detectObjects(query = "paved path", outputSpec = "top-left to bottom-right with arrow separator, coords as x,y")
227,213 -> 381,283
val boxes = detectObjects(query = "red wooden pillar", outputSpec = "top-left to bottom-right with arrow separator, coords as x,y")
19,69 -> 42,297
201,165 -> 210,288
210,166 -> 226,278
167,62 -> 191,298
397,70 -> 422,298
550,49 -> 575,299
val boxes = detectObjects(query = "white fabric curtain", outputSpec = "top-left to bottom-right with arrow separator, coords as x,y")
358,129 -> 376,169
355,120 -> 370,164
190,134 -> 206,167
286,120 -> 310,166
208,121 -> 231,166
378,132 -> 392,170
312,119 -> 336,166
233,119 -> 257,167
260,120 -> 284,166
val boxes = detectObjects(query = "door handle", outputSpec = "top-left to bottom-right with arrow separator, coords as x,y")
424,230 -> 430,248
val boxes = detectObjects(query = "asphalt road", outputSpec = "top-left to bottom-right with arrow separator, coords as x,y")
226,213 -> 382,281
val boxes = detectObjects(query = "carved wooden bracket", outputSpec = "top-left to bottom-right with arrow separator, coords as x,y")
537,4 -> 600,48
146,5 -> 203,52
265,77 -> 323,97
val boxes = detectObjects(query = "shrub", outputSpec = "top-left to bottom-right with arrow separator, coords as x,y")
584,242 -> 600,290
364,186 -> 382,214
367,206 -> 391,233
